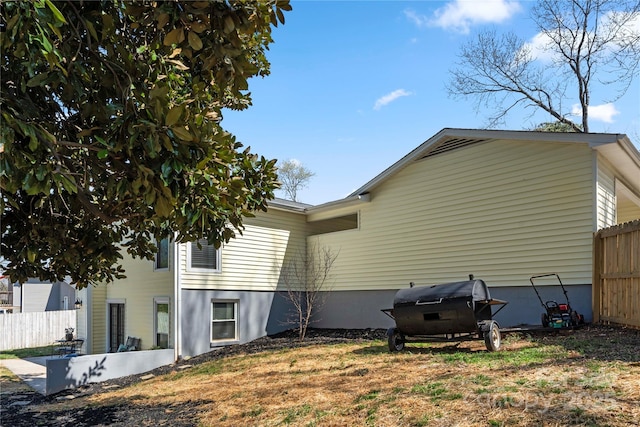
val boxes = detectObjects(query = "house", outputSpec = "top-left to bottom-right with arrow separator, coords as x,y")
307,129 -> 640,331
10,278 -> 76,313
79,128 -> 640,359
0,275 -> 15,313
77,198 -> 312,358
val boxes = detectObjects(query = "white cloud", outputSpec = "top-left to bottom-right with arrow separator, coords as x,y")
571,103 -> 620,123
374,89 -> 413,110
404,9 -> 429,28
525,10 -> 640,64
601,10 -> 640,39
421,0 -> 522,34
522,32 -> 556,63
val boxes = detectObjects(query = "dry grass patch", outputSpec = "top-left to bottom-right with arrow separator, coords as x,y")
17,327 -> 640,426
63,332 -> 638,427
0,365 -> 31,394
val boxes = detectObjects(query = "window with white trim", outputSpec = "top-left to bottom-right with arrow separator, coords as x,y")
187,239 -> 221,272
154,297 -> 170,349
211,300 -> 238,342
154,237 -> 170,271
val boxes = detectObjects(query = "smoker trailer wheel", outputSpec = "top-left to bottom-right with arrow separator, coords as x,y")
382,276 -> 508,352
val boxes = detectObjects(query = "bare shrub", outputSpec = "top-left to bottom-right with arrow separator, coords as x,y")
281,244 -> 338,341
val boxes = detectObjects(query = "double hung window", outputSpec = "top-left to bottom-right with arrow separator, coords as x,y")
211,300 -> 238,342
188,239 -> 220,272
154,298 -> 170,349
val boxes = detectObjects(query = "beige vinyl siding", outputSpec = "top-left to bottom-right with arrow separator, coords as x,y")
180,209 -> 307,291
90,284 -> 107,354
596,158 -> 617,229
618,198 -> 640,223
311,139 -> 596,290
100,252 -> 174,351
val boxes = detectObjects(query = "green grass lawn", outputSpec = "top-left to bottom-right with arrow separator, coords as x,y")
0,344 -> 56,359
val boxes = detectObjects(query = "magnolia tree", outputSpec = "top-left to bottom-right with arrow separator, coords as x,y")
0,1 -> 290,287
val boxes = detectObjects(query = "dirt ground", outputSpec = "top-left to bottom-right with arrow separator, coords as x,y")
1,326 -> 638,426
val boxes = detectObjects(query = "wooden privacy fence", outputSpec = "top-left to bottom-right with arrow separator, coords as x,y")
593,219 -> 640,329
0,310 -> 76,351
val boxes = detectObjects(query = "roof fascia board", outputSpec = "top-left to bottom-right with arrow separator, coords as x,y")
615,135 -> 640,169
443,128 -> 624,146
594,135 -> 640,196
306,193 -> 371,217
266,200 -> 309,214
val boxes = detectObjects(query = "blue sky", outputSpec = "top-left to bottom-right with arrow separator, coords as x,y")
223,0 -> 640,205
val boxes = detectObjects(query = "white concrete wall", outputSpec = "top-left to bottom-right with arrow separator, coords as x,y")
46,349 -> 174,395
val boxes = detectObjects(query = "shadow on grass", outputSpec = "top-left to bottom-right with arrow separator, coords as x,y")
529,324 -> 640,362
357,325 -> 640,363
353,341 -> 490,356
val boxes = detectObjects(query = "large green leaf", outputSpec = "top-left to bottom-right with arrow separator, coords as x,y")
27,73 -> 50,87
171,126 -> 193,141
187,31 -> 203,51
45,0 -> 67,24
165,105 -> 183,126
163,27 -> 184,46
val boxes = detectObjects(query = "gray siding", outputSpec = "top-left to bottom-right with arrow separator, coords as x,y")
180,289 -> 293,357
19,281 -> 75,312
312,285 -> 592,330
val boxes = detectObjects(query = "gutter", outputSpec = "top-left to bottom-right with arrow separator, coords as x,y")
306,193 -> 371,214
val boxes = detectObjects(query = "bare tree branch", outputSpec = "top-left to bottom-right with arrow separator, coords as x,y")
277,159 -> 314,202
281,244 -> 338,341
448,0 -> 640,133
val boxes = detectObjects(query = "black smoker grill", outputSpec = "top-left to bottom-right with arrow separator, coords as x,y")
382,276 -> 508,352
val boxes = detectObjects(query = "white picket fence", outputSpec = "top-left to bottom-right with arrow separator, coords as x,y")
0,310 -> 76,351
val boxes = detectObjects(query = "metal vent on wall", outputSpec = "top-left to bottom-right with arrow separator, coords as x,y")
420,137 -> 492,160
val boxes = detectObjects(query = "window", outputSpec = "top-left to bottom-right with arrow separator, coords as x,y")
155,238 -> 170,271
308,212 -> 359,236
188,239 -> 220,272
154,298 -> 170,349
108,301 -> 125,353
211,300 -> 238,342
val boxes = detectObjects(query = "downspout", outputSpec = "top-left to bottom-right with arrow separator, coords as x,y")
85,286 -> 92,354
173,237 -> 181,361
